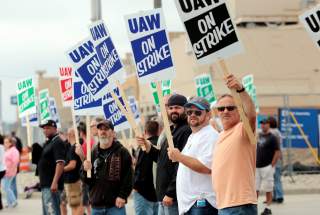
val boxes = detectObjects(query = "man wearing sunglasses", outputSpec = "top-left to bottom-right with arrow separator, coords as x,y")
211,74 -> 257,215
167,97 -> 219,215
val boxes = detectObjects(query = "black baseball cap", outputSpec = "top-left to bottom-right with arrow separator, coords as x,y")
97,119 -> 114,130
167,94 -> 187,107
40,119 -> 57,128
184,97 -> 210,111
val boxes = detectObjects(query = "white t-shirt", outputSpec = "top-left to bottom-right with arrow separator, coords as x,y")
176,125 -> 219,214
0,145 -> 6,172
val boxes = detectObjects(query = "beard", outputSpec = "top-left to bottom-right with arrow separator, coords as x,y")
170,112 -> 187,124
99,137 -> 109,145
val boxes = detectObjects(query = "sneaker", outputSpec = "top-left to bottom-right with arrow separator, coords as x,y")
11,202 -> 17,208
261,208 -> 272,215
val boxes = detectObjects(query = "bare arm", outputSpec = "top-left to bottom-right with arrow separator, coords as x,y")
225,74 -> 256,131
168,148 -> 211,174
51,162 -> 64,192
64,160 -> 76,172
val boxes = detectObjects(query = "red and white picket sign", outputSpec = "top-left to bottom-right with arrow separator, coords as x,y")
59,67 -> 73,107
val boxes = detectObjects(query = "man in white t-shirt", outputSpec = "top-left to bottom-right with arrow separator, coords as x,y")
168,97 -> 219,215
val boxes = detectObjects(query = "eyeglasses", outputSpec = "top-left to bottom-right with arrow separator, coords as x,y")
216,106 -> 237,112
186,109 -> 203,116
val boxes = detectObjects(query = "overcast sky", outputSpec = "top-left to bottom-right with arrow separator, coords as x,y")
0,0 -> 184,123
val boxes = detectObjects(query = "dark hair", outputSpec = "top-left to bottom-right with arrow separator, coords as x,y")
268,116 -> 278,129
78,122 -> 86,134
145,120 -> 159,137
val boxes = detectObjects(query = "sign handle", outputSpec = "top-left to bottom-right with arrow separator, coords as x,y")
289,112 -> 320,165
219,60 -> 256,145
86,115 -> 92,178
71,108 -> 80,145
26,114 -> 32,147
115,81 -> 142,136
156,81 -> 174,149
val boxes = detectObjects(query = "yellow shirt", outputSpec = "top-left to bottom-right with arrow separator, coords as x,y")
212,122 -> 257,209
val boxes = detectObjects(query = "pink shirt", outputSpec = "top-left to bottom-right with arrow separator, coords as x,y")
4,147 -> 20,177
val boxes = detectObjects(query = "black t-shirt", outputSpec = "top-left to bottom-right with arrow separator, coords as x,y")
256,132 -> 280,168
133,136 -> 158,202
64,143 -> 82,184
38,134 -> 66,190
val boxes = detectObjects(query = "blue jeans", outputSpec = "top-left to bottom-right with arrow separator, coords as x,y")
133,191 -> 158,215
2,176 -> 17,207
273,160 -> 284,200
218,204 -> 257,215
12,176 -> 17,199
185,200 -> 218,215
41,188 -> 61,215
92,206 -> 126,215
158,201 -> 179,215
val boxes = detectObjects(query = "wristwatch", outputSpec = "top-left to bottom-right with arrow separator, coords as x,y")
236,87 -> 245,93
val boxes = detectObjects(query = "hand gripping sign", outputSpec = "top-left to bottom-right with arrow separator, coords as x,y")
125,8 -> 175,83
300,4 -> 320,50
59,67 -> 73,107
88,20 -> 125,84
67,38 -> 109,100
174,0 -> 244,64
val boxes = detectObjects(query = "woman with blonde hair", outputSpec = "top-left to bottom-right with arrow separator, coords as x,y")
2,136 -> 19,208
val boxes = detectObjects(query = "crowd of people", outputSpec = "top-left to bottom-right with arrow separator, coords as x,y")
0,74 -> 285,215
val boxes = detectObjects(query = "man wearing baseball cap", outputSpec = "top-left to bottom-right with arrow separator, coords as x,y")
81,119 -> 133,215
168,97 -> 219,215
38,119 -> 67,215
137,94 -> 192,215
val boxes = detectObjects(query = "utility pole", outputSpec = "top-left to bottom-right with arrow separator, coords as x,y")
154,0 -> 162,8
91,0 -> 102,22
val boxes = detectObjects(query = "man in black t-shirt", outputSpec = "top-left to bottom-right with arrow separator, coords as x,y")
133,120 -> 159,215
38,120 -> 66,215
256,119 -> 281,215
63,128 -> 83,214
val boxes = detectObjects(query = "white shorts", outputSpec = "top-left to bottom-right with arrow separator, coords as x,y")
256,164 -> 275,192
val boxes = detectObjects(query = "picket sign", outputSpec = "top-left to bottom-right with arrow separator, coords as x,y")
86,115 -> 92,178
156,82 -> 174,149
109,82 -> 145,151
219,60 -> 256,145
26,114 -> 32,147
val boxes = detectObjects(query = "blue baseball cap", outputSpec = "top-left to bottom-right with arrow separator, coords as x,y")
184,97 -> 210,111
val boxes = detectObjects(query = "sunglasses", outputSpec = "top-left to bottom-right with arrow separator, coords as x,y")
186,109 -> 203,116
216,106 -> 237,112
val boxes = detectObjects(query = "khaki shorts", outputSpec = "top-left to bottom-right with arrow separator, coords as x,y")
256,164 -> 275,192
65,180 -> 82,207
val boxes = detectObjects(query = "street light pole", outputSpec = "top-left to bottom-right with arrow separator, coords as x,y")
91,0 -> 102,22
